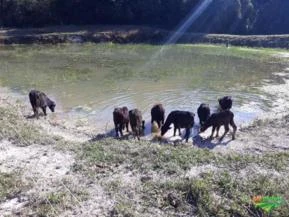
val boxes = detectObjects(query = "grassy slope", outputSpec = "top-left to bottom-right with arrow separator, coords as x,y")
0,99 -> 81,216
73,138 -> 289,216
0,93 -> 289,216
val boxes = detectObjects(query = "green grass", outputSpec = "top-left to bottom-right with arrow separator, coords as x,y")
29,191 -> 70,217
153,172 -> 289,217
27,181 -> 88,217
0,105 -> 56,146
75,138 -> 289,216
0,172 -> 24,202
78,138 -> 289,175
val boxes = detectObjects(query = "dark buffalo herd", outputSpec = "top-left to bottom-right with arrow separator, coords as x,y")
111,95 -> 236,142
28,91 -> 237,142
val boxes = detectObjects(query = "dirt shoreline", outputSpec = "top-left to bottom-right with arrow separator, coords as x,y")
1,25 -> 289,48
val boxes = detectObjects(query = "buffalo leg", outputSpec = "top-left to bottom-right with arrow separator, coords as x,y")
178,128 -> 181,136
210,126 -> 216,139
173,125 -> 177,136
137,128 -> 140,141
114,124 -> 119,137
230,119 -> 237,140
119,124 -> 124,137
199,121 -> 203,128
219,124 -> 229,141
42,106 -> 47,116
33,107 -> 39,119
215,126 -> 220,137
185,128 -> 191,142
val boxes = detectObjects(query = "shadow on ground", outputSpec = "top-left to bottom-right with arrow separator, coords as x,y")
193,134 -> 233,149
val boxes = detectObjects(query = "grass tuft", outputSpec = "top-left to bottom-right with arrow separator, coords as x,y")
0,105 -> 55,146
0,172 -> 24,201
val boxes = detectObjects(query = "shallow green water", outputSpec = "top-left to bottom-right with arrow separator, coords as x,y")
0,43 -> 287,127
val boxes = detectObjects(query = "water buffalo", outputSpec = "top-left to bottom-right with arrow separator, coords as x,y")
197,103 -> 210,128
218,96 -> 233,110
161,110 -> 195,142
200,110 -> 237,141
151,103 -> 165,128
129,109 -> 145,140
29,90 -> 56,119
113,106 -> 129,137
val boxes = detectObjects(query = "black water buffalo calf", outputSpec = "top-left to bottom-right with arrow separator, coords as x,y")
113,107 -> 129,137
218,96 -> 233,110
200,110 -> 237,141
151,103 -> 165,128
129,109 -> 145,141
29,90 -> 56,119
197,103 -> 210,128
161,110 -> 195,142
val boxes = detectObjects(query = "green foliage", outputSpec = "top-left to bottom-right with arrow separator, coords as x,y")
1,0 -> 289,34
0,0 -> 200,27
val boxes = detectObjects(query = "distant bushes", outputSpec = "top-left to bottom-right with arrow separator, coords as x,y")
0,0 -> 200,27
1,0 -> 289,34
1,0 -> 53,26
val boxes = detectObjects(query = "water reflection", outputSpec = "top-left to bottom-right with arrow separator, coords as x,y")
0,44 -> 287,131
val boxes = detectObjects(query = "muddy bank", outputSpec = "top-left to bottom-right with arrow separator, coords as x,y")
1,25 -> 289,48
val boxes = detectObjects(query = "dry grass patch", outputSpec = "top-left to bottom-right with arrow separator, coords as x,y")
0,105 -> 55,147
0,172 -> 24,202
75,138 -> 289,216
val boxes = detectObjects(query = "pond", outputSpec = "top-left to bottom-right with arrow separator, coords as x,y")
0,43 -> 288,134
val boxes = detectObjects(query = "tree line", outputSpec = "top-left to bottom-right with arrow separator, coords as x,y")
0,0 -> 200,27
0,0 -> 288,35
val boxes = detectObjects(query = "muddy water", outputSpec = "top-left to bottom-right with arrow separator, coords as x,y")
0,43 -> 288,135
